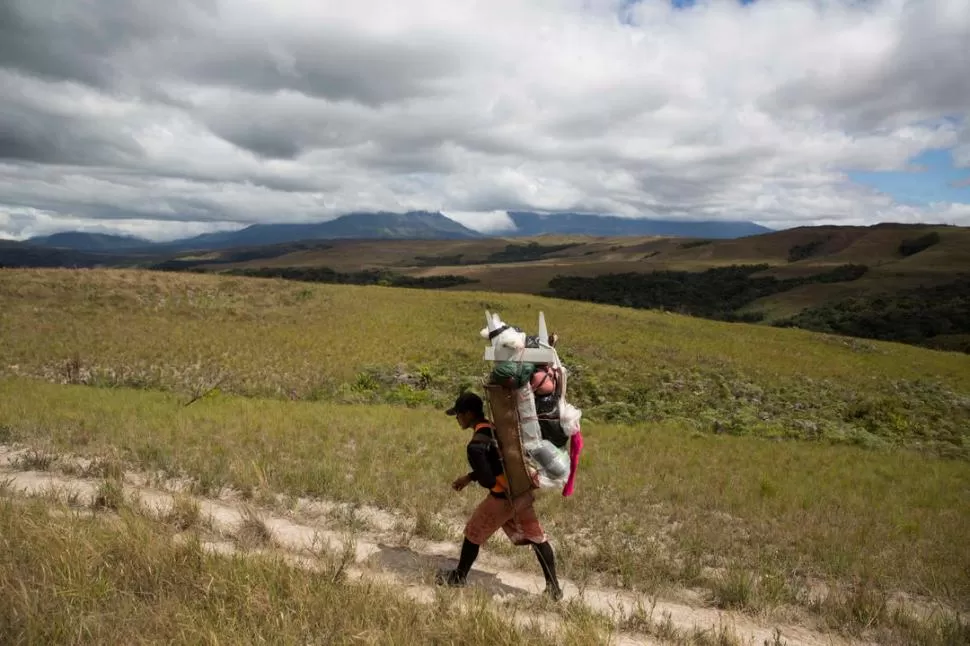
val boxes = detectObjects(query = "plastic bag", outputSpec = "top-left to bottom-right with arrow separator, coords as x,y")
490,361 -> 536,388
560,402 -> 582,437
513,383 -> 542,446
527,439 -> 570,479
514,384 -> 569,489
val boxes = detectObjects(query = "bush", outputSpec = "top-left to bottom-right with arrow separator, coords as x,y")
899,232 -> 941,257
788,237 -> 832,262
775,276 -> 970,351
221,266 -> 478,289
543,264 -> 868,322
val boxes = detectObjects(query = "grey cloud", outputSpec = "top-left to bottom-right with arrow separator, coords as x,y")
2,0 -> 459,108
0,83 -> 144,165
195,88 -> 479,163
175,31 -> 463,107
350,145 -> 460,174
0,0 -> 211,91
220,129 -> 305,161
765,3 -> 970,132
198,100 -> 363,160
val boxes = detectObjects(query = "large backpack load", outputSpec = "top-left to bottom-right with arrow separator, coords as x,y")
479,310 -> 584,497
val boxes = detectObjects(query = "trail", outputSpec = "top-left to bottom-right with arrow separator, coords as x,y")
0,445 -> 867,646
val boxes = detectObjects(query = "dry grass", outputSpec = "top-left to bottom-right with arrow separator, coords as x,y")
1,378 -> 968,641
0,496 -> 609,646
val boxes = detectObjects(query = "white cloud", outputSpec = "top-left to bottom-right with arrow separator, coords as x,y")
440,210 -> 518,233
0,207 -> 245,242
0,0 -> 968,239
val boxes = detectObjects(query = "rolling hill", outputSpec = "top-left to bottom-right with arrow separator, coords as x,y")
151,223 -> 970,353
0,239 -> 120,268
6,217 -> 968,353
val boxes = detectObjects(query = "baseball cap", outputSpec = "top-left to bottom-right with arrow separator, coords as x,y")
445,391 -> 484,417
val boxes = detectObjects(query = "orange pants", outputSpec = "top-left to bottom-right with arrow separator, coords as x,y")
464,490 -> 547,546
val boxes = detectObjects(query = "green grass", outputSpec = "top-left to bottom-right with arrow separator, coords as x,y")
1,269 -> 968,458
2,378 -> 968,628
2,267 -> 969,644
0,496 -> 609,646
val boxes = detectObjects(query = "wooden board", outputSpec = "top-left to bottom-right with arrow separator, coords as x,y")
483,383 -> 536,499
483,346 -> 559,363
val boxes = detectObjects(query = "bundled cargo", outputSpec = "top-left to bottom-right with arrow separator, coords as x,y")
479,310 -> 584,497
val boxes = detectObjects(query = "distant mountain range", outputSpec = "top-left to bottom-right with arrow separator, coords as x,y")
26,231 -> 158,252
504,212 -> 771,238
166,211 -> 480,251
14,211 -> 773,254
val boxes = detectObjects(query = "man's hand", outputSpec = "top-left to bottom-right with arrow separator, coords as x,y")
451,474 -> 473,491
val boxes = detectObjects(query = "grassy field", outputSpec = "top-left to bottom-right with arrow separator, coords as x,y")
0,495 -> 610,646
2,268 -> 968,457
2,378 -> 968,644
1,267 -> 969,644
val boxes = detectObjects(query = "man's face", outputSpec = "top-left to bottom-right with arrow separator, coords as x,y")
456,410 -> 474,429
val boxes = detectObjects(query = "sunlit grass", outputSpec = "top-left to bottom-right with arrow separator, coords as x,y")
0,496 -> 605,646
1,268 -> 968,457
2,377 -> 968,625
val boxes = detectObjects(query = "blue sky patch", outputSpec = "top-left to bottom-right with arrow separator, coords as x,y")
847,148 -> 970,206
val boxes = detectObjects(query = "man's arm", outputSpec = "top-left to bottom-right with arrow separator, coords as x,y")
466,434 -> 497,489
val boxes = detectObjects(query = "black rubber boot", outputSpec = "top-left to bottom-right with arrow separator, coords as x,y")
435,538 -> 480,587
532,541 -> 563,601
434,568 -> 467,586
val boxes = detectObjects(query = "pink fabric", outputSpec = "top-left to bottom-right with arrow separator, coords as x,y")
561,429 -> 583,497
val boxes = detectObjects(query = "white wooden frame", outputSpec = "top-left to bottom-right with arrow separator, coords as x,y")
481,310 -> 562,367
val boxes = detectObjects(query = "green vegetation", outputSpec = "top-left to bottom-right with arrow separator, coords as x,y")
678,240 -> 714,249
776,276 -> 970,352
407,242 -> 582,268
151,242 -> 331,270
544,264 -> 868,323
485,242 -> 581,263
412,253 -> 466,266
1,378 -> 968,644
1,268 -> 966,458
222,266 -> 478,289
788,236 -> 832,262
899,231 -> 941,257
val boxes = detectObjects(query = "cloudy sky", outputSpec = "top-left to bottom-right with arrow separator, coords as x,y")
1,0 -> 969,241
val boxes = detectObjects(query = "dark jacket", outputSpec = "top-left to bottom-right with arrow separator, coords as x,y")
466,418 -> 506,498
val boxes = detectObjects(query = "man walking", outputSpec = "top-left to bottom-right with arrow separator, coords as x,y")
435,391 -> 564,601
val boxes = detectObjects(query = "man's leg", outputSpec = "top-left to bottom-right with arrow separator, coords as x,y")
531,540 -> 563,600
449,537 -> 479,583
436,494 -> 508,586
500,492 -> 563,600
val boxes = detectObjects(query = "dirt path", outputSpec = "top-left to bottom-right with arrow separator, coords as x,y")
0,446 -> 866,646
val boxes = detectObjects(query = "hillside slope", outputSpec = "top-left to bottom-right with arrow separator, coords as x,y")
156,224 -> 970,351
1,268 -> 967,458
